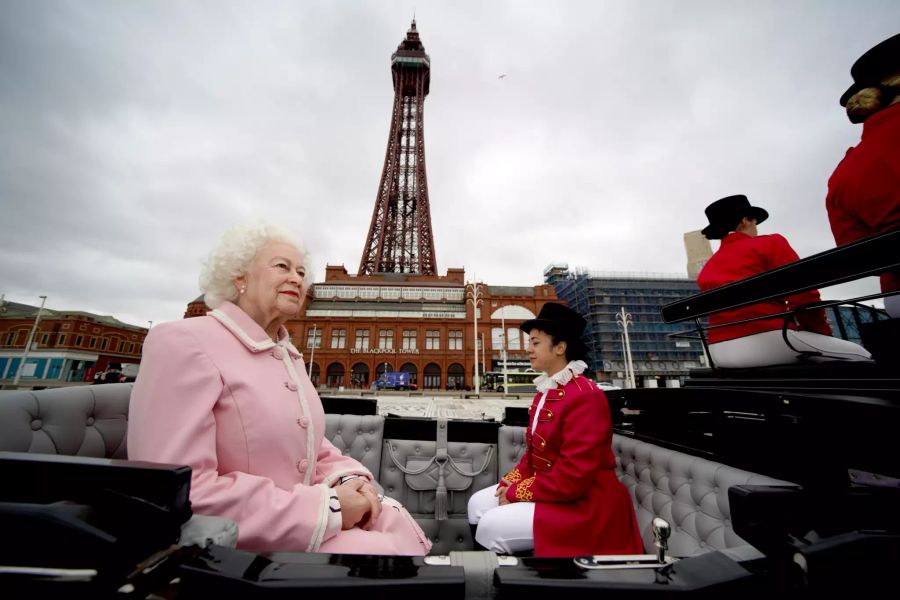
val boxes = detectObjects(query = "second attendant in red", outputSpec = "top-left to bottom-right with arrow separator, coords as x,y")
467,303 -> 643,557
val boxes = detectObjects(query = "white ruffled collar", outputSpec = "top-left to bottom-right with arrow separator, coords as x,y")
534,360 -> 588,393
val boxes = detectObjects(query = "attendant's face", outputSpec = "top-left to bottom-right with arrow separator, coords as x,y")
235,241 -> 306,325
527,329 -> 568,373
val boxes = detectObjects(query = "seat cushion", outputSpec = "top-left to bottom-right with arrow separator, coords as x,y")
324,414 -> 385,479
0,384 -> 131,458
613,434 -> 795,558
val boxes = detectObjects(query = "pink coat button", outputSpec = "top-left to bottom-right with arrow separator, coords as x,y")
296,459 -> 309,473
297,416 -> 309,428
272,347 -> 285,360
285,381 -> 298,391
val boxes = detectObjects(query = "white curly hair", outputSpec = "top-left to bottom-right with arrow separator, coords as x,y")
846,72 -> 900,123
199,223 -> 313,309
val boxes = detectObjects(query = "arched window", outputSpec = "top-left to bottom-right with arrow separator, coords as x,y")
399,362 -> 417,385
447,363 -> 465,390
326,362 -> 345,387
309,362 -> 320,387
351,362 -> 369,388
375,362 -> 394,378
423,363 -> 441,390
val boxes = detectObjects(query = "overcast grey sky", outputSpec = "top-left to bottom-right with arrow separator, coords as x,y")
1,1 -> 898,327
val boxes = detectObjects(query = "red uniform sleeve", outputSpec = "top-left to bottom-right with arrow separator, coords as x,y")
827,157 -> 874,246
502,453 -> 535,486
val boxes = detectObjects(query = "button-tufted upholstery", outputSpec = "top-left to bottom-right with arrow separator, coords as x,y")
380,438 -> 497,555
324,413 -> 385,478
613,435 -> 795,559
0,383 -> 238,548
379,439 -> 497,516
0,384 -> 131,458
499,426 -> 795,559
497,425 -> 527,479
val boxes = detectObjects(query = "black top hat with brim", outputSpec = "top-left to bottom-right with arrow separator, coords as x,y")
840,32 -> 900,107
521,302 -> 588,360
701,194 -> 769,240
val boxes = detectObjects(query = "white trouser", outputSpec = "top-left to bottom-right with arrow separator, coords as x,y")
884,295 -> 900,318
709,329 -> 871,369
467,485 -> 535,554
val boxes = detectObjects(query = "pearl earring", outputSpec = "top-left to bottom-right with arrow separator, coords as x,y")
240,286 -> 246,294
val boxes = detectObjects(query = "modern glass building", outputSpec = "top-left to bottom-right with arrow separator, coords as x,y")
544,265 -> 707,387
825,304 -> 886,346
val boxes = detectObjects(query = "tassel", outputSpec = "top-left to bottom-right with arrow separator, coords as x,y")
435,467 -> 448,521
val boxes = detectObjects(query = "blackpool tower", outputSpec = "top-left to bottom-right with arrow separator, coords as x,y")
358,20 -> 437,276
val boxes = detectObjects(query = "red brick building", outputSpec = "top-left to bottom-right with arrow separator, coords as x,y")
0,298 -> 147,389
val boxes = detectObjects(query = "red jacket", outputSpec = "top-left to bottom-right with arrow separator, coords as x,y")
697,232 -> 832,344
502,376 -> 643,557
826,102 -> 900,293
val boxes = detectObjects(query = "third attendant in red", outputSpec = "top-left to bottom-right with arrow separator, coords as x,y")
697,195 -> 870,368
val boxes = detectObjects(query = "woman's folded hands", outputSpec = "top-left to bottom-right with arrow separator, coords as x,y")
336,477 -> 383,529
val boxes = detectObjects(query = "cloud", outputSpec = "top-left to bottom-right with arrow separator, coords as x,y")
1,0 -> 897,324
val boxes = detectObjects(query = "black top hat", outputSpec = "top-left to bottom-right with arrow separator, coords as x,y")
701,194 -> 769,240
840,33 -> 900,107
521,303 -> 588,360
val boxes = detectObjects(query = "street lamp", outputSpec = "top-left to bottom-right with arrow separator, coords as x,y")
13,295 -> 47,387
615,307 -> 636,389
499,305 -> 509,394
480,332 -> 486,381
308,323 -> 317,377
465,282 -> 484,394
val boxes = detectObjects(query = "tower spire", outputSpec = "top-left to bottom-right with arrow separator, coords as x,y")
358,22 -> 437,276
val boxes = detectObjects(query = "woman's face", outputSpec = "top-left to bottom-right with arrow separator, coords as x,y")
235,241 -> 306,329
527,329 -> 568,374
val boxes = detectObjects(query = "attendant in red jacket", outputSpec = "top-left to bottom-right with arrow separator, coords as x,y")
467,303 -> 643,557
697,195 -> 870,368
827,32 -> 900,317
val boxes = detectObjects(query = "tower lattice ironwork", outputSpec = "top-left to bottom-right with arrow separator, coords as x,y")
358,20 -> 437,276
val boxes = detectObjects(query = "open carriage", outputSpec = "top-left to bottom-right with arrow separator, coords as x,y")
2,229 -> 897,598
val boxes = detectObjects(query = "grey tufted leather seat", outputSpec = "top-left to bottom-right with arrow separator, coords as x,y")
0,383 -> 236,548
324,413 -> 386,478
613,435 -> 795,560
379,436 -> 497,555
498,425 -> 795,559
0,384 -> 131,458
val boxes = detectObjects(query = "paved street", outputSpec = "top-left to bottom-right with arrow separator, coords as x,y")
322,391 -> 532,422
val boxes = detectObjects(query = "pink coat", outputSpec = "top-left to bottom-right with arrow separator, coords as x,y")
128,301 -> 430,555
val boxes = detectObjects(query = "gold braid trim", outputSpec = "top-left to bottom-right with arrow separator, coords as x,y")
515,476 -> 535,502
503,467 -> 524,484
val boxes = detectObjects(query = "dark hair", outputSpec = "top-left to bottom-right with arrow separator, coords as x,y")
543,330 -> 588,362
731,212 -> 758,232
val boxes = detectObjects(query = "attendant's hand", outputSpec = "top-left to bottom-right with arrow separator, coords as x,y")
495,479 -> 511,505
335,479 -> 371,530
357,481 -> 383,529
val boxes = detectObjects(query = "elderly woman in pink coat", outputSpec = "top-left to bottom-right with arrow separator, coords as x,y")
128,224 -> 431,555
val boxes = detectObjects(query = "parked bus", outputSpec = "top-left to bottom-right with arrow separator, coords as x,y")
481,370 -> 538,393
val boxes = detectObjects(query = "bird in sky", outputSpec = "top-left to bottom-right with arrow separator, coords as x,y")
498,74 -> 507,79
